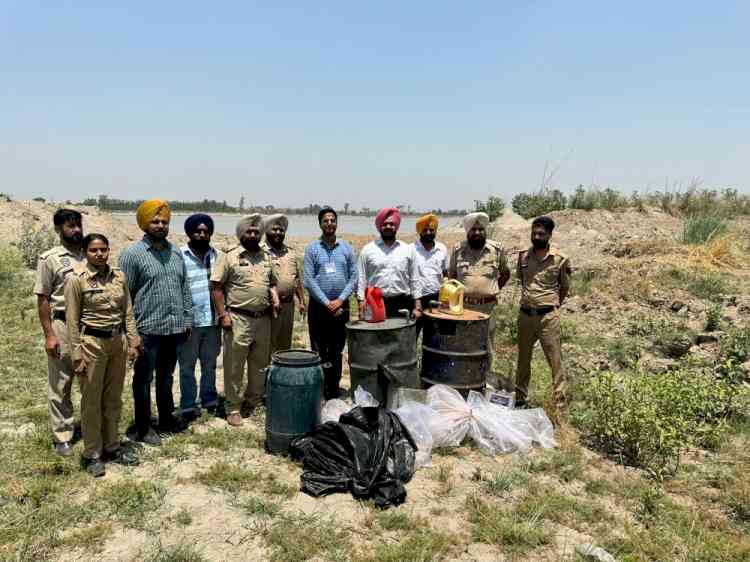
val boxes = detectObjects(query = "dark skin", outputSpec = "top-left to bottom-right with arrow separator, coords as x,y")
530,224 -> 568,304
187,223 -> 212,260
463,224 -> 510,290
266,223 -> 306,316
38,220 -> 83,359
212,225 -> 281,331
358,217 -> 422,320
73,240 -> 141,373
319,212 -> 345,317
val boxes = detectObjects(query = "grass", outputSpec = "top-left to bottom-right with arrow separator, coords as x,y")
141,542 -> 208,562
483,468 -> 530,496
237,495 -> 284,519
265,514 -> 352,562
58,522 -> 112,553
354,528 -> 453,562
193,461 -> 296,498
431,464 -> 455,496
465,495 -> 552,554
527,446 -> 585,483
98,479 -> 166,528
375,510 -> 423,531
681,213 -> 727,244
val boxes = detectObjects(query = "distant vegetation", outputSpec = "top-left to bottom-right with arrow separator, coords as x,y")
80,195 -> 468,217
509,186 -> 750,220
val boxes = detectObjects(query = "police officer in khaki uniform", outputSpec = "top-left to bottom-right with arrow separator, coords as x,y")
211,214 -> 280,427
515,216 -> 571,409
33,209 -> 86,457
448,212 -> 510,345
262,214 -> 305,353
65,234 -> 141,476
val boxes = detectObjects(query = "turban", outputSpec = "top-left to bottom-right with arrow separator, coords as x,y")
416,213 -> 439,234
235,213 -> 263,240
463,212 -> 489,235
264,213 -> 289,235
184,213 -> 214,236
375,207 -> 401,231
136,199 -> 171,231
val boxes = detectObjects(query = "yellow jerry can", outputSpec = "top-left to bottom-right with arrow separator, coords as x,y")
439,279 -> 465,316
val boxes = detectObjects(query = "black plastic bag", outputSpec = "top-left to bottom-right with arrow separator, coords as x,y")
290,406 -> 417,508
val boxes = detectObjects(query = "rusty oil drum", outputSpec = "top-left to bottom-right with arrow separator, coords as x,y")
420,308 -> 491,395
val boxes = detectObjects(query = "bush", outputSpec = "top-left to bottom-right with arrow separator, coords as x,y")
473,196 -> 506,222
568,186 -> 628,211
705,303 -> 722,331
0,245 -> 25,290
15,220 -> 57,269
608,339 -> 642,369
681,214 -> 727,245
573,369 -> 735,479
511,189 -> 566,219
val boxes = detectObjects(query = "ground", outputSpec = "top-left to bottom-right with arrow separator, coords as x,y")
1,202 -> 749,562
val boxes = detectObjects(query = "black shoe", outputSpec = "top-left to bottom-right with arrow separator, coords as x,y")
180,409 -> 201,423
514,400 -> 529,410
157,416 -> 188,435
240,401 -> 255,418
102,448 -> 140,466
81,457 -> 106,477
54,441 -> 74,457
135,428 -> 162,446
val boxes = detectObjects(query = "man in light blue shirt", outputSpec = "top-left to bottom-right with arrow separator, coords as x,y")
304,206 -> 357,399
177,214 -> 222,420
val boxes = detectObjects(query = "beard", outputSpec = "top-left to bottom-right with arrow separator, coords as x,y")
62,232 -> 82,246
467,236 -> 485,250
532,239 -> 549,250
420,233 -> 436,245
242,239 -> 261,252
381,231 -> 396,242
190,239 -> 211,252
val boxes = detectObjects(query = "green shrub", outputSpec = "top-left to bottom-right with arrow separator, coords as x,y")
0,245 -> 25,290
511,189 -> 566,219
705,303 -> 722,331
15,220 -> 57,268
681,214 -> 727,245
608,339 -> 642,369
473,196 -> 505,222
573,370 -> 734,479
716,328 -> 750,385
568,186 -> 628,211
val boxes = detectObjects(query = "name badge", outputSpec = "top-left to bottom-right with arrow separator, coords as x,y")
324,262 -> 337,275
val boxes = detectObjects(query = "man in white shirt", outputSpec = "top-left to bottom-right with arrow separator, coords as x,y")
357,207 -> 421,319
412,213 -> 448,335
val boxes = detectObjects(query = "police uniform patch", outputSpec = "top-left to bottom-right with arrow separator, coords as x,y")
61,257 -> 70,267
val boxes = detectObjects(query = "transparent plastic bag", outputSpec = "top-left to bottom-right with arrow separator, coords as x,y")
394,401 -> 434,469
354,386 -> 379,407
321,399 -> 351,423
506,408 -> 557,449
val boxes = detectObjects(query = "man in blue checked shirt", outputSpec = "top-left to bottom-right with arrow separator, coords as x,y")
176,214 -> 222,422
304,206 -> 357,399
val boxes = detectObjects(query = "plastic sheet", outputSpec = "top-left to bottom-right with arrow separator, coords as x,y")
290,406 -> 417,508
394,402 -> 433,469
321,386 -> 379,423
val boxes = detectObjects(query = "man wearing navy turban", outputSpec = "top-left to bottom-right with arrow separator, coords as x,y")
176,213 -> 223,421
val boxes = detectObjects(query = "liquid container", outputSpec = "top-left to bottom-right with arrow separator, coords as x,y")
364,286 -> 386,323
439,279 -> 465,316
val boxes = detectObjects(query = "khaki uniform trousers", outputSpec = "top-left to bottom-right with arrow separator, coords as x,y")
77,333 -> 127,459
465,302 -> 497,369
48,318 -> 75,443
224,312 -> 271,414
515,309 -> 566,405
270,301 -> 295,353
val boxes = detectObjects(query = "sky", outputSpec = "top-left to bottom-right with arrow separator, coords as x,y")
1,2 -> 748,210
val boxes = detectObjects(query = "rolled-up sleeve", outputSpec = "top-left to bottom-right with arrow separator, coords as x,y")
64,276 -> 83,362
559,257 -> 572,292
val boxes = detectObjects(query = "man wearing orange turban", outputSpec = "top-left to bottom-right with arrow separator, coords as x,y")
136,199 -> 171,232
119,197 -> 193,445
413,214 -> 448,337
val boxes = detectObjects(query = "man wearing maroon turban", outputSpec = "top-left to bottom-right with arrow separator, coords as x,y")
356,207 -> 421,319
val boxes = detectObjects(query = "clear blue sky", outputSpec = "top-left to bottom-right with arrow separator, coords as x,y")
2,2 -> 748,210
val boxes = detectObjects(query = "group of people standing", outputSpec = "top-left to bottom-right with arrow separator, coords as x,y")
34,200 -> 571,477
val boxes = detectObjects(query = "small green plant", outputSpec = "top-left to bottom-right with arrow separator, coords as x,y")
238,496 -> 283,519
355,528 -> 453,562
473,196 -> 506,222
465,495 -> 551,554
484,469 -> 529,496
511,188 -> 566,219
265,514 -> 351,562
705,303 -> 723,331
635,485 -> 664,522
98,480 -> 166,528
608,338 -> 642,369
0,245 -> 25,290
142,542 -> 207,562
15,219 -> 57,268
681,214 -> 727,245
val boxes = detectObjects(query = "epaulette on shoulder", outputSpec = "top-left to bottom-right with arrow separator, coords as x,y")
39,246 -> 61,260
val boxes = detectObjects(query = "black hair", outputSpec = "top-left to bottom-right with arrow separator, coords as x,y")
531,216 -> 555,233
318,206 -> 338,224
82,233 -> 109,250
53,208 -> 83,227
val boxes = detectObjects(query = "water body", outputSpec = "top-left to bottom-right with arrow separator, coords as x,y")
114,212 -> 455,238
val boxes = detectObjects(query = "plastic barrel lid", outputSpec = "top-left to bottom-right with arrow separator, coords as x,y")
271,349 -> 321,366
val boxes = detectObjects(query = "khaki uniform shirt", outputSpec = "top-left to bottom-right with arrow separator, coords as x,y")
262,242 -> 302,300
33,245 -> 86,312
64,263 -> 140,360
211,246 -> 277,312
449,240 -> 510,298
517,246 -> 572,307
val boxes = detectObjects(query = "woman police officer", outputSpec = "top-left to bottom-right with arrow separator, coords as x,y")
64,234 -> 142,476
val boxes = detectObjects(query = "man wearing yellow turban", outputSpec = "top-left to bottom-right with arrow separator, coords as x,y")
136,199 -> 171,232
412,214 -> 448,336
119,198 -> 193,445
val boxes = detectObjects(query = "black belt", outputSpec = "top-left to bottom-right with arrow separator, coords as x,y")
229,306 -> 269,319
465,295 -> 497,305
279,294 -> 294,304
521,306 -> 556,317
52,311 -> 66,321
82,325 -> 123,339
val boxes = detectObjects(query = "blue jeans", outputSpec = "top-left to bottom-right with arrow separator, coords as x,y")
133,333 -> 182,434
177,326 -> 221,412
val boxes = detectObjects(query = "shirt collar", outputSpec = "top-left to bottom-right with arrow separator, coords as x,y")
376,238 -> 401,250
415,240 -> 439,253
527,245 -> 557,262
182,244 -> 216,262
85,262 -> 112,279
319,237 -> 339,249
